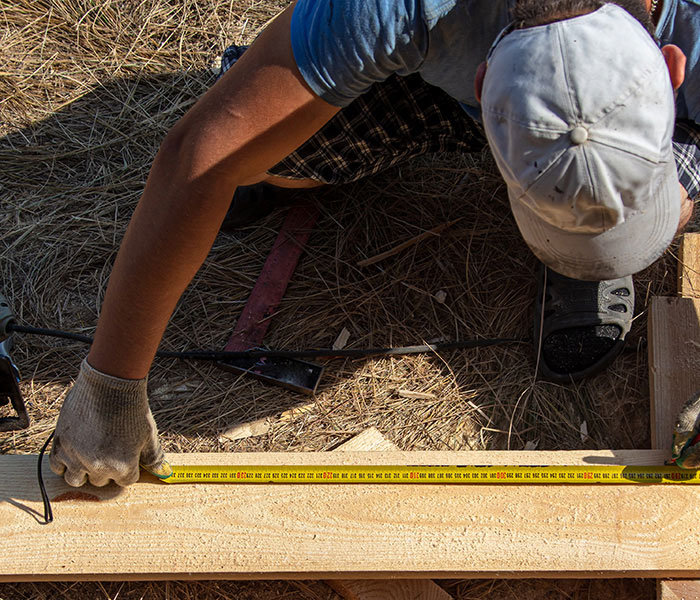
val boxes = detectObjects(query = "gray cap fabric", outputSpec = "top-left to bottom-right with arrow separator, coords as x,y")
481,4 -> 680,280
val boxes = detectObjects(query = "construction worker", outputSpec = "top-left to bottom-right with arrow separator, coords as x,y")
49,0 -> 700,487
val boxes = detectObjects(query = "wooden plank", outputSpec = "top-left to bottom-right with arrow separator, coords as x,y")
4,449 -> 700,581
656,234 -> 700,597
332,427 -> 399,452
329,580 -> 453,600
328,429 -> 453,600
678,233 -> 700,299
659,580 -> 700,600
649,297 -> 700,450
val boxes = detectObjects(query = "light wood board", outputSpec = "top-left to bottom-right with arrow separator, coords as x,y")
655,234 -> 700,598
649,296 -> 700,450
678,233 -> 700,299
659,580 -> 700,600
4,449 -> 700,581
326,428 -> 453,600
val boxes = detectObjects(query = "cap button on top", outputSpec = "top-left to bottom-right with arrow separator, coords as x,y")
570,126 -> 589,145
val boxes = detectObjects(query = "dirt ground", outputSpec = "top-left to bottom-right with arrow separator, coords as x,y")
0,1 -> 692,598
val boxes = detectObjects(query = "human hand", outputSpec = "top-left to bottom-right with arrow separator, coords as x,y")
671,391 -> 700,468
50,359 -> 171,486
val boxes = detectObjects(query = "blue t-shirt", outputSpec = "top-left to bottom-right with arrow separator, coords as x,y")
658,0 -> 700,124
291,0 -> 700,123
290,0 -> 700,196
291,0 -> 513,116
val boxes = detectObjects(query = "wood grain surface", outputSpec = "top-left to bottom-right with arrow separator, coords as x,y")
326,428 -> 453,600
655,234 -> 700,598
659,579 -> 700,600
678,233 -> 700,299
3,449 -> 700,581
649,297 -> 700,450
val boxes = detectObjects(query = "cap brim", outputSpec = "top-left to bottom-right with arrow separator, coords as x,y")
509,160 -> 681,280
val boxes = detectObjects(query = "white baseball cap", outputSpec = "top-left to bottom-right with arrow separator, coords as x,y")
481,4 -> 680,280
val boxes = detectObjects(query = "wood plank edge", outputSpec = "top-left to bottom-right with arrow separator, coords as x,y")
5,570 -> 700,583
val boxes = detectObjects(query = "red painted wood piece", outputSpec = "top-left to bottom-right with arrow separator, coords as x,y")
224,202 -> 319,352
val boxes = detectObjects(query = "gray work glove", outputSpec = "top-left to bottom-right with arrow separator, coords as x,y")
671,391 -> 700,468
50,359 -> 171,487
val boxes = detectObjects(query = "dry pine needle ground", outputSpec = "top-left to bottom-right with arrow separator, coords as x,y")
0,1 -> 691,598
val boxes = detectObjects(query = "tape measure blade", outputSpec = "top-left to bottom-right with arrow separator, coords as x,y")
160,464 -> 700,485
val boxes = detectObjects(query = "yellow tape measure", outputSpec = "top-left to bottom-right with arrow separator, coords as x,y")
162,464 -> 700,485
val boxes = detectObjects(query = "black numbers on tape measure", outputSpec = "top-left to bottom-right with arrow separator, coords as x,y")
168,466 -> 700,485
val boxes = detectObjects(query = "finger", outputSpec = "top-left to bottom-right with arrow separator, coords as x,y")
671,392 -> 700,461
677,443 -> 700,469
140,431 -> 171,479
49,451 -> 67,477
64,467 -> 88,487
49,436 -> 67,476
112,464 -> 141,487
677,391 -> 700,432
143,459 -> 173,479
87,469 -> 112,488
671,431 -> 695,461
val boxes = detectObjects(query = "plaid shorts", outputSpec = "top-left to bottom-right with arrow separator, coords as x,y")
219,44 -> 486,185
673,120 -> 700,200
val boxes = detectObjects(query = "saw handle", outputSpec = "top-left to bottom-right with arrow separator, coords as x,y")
0,292 -> 29,432
0,292 -> 14,342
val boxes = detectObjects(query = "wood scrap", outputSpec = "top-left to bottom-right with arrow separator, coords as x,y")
659,580 -> 700,600
356,219 -> 461,268
329,580 -> 453,600
219,402 -> 317,442
333,328 -> 351,351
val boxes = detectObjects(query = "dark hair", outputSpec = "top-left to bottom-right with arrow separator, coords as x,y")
512,0 -> 655,35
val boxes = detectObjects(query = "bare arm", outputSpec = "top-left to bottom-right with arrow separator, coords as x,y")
88,4 -> 339,379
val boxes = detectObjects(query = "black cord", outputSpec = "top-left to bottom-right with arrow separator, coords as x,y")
38,430 -> 54,524
11,322 -> 522,527
9,324 -> 93,345
8,323 -> 525,360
